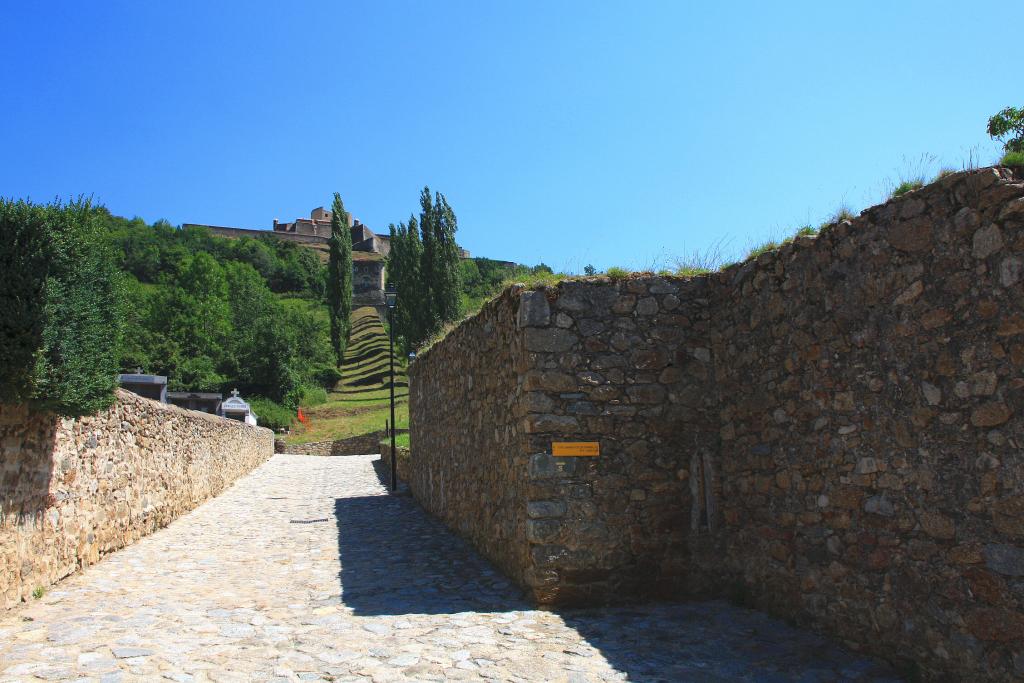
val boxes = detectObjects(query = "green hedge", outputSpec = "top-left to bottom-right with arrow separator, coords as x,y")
0,199 -> 123,416
0,201 -> 50,403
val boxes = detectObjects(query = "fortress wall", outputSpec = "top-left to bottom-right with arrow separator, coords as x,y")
0,390 -> 273,609
408,166 -> 1024,679
188,224 -> 330,245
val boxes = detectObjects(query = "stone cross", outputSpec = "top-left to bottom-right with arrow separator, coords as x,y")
231,389 -> 240,398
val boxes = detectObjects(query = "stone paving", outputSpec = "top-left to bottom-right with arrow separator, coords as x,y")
0,454 -> 901,682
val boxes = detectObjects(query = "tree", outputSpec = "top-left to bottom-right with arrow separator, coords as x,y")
418,188 -> 438,334
159,252 -> 232,391
432,191 -> 463,324
988,106 -> 1024,155
327,193 -> 353,366
417,187 -> 462,338
386,217 -> 426,352
584,264 -> 597,276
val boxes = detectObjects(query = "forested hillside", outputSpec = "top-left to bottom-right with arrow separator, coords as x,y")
97,209 -> 337,426
95,208 -> 544,430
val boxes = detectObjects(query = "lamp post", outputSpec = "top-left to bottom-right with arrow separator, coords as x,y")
384,285 -> 398,492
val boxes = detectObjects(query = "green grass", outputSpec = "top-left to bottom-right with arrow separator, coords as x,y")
892,178 -> 924,197
794,225 -> 818,238
31,587 -> 44,600
605,266 -> 630,279
498,269 -> 567,291
746,240 -> 780,259
287,306 -> 408,445
300,386 -> 328,406
380,432 -> 411,449
1002,151 -> 1024,166
831,205 -> 856,223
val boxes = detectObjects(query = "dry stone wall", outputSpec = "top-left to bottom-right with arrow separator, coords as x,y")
409,167 -> 1024,680
1,389 -> 273,609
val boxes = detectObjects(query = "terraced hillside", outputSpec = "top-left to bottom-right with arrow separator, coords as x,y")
286,306 -> 408,445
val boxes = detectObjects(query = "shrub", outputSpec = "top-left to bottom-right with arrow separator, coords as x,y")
312,364 -> 343,388
935,167 -> 957,180
0,199 -> 123,416
0,200 -> 50,404
892,179 -> 924,198
1002,151 -> 1024,167
605,266 -> 630,280
988,106 -> 1024,155
34,200 -> 124,416
249,397 -> 294,432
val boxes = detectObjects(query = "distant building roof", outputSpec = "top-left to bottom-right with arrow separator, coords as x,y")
117,372 -> 167,385
166,391 -> 223,400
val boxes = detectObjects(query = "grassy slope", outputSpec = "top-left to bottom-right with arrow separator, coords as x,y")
286,306 -> 408,444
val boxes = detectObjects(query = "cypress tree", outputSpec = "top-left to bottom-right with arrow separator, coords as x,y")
404,215 -> 426,346
418,187 -> 438,336
327,193 -> 352,366
432,191 -> 462,324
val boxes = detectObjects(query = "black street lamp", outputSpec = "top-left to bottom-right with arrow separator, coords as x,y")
384,284 -> 398,492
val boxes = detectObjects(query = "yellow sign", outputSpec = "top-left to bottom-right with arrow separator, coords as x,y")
552,441 -> 600,457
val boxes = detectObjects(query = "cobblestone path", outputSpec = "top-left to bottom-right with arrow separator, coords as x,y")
0,454 -> 900,682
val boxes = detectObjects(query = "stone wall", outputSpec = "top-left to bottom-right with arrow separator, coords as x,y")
408,167 -> 1024,679
408,291 -> 535,588
1,389 -> 273,609
380,443 -> 411,486
702,166 -> 1024,679
285,431 -> 389,457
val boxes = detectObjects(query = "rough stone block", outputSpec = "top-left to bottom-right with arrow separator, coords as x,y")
527,501 -> 566,518
525,328 -> 577,353
518,291 -> 550,328
973,224 -> 1004,259
524,414 -> 581,434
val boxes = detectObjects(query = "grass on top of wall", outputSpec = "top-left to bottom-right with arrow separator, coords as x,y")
426,163 -> 1015,353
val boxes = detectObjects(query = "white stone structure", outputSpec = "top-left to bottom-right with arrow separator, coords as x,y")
220,389 -> 258,426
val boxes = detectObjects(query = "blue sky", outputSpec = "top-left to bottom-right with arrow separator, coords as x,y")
1,2 -> 1019,272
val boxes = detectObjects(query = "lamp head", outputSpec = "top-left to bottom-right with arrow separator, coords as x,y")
384,284 -> 397,309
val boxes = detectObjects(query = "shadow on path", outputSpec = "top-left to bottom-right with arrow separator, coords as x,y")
334,492 -> 528,615
334,457 -> 902,681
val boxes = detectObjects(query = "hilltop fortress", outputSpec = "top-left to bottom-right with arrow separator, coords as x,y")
186,206 -> 471,306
